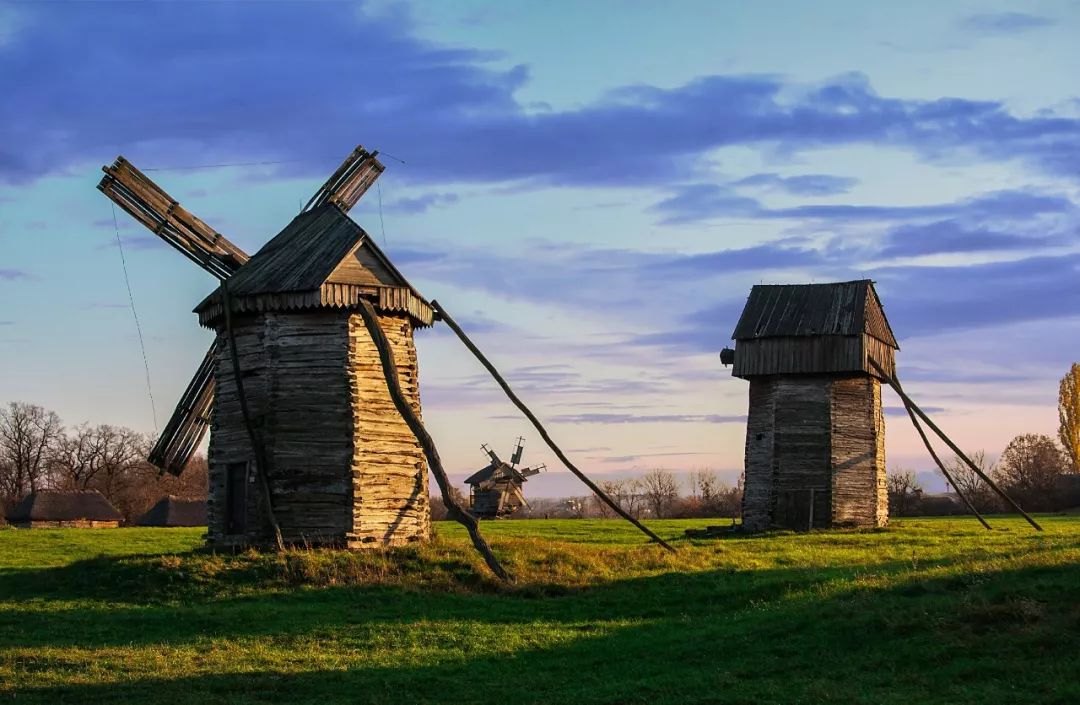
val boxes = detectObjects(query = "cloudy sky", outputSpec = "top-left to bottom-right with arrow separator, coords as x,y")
1,1 -> 1078,495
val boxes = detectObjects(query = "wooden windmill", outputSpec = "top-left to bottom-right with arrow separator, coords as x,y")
464,438 -> 546,518
722,279 -> 1043,534
99,147 -> 435,548
722,281 -> 896,531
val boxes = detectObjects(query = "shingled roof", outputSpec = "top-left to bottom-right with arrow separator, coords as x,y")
8,490 -> 123,523
137,495 -> 207,527
194,204 -> 433,326
731,280 -> 898,348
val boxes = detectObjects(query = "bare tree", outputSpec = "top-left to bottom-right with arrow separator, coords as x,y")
946,449 -> 1000,513
592,480 -> 621,518
430,485 -> 468,521
640,469 -> 679,519
1059,363 -> 1080,472
994,433 -> 1069,511
0,402 -> 63,500
886,468 -> 922,517
50,423 -> 109,489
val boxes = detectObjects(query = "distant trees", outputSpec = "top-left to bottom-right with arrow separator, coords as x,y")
0,400 -> 207,522
994,434 -> 1069,511
1058,363 -> 1080,472
0,402 -> 63,500
429,485 -> 468,521
640,469 -> 679,518
886,468 -> 922,517
945,449 -> 1001,513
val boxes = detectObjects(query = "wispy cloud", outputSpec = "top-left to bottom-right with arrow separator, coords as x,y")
733,172 -> 857,196
379,192 -> 460,214
957,13 -> 1055,35
0,268 -> 32,281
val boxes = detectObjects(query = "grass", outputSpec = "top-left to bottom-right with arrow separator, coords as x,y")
0,516 -> 1078,704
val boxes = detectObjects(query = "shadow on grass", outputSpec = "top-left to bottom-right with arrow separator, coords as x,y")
5,559 -> 1080,705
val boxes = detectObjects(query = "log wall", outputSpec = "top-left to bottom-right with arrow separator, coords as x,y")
830,376 -> 887,527
207,308 -> 430,548
347,312 -> 430,546
742,379 -> 776,532
741,373 -> 887,531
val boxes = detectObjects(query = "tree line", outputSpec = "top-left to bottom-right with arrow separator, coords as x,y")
0,401 -> 207,522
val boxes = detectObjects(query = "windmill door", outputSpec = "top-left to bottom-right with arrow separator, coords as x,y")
225,462 -> 248,535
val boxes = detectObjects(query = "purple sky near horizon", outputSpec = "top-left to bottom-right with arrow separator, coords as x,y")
1,1 -> 1078,497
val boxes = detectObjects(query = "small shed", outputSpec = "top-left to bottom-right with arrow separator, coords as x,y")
137,496 -> 208,527
725,280 -> 898,531
8,490 -> 124,528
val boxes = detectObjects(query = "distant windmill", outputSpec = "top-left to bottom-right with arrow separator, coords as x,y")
464,437 -> 545,518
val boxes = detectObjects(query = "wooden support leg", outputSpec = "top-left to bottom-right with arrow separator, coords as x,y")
432,300 -> 677,553
868,357 -> 1042,531
355,299 -> 509,581
899,391 -> 992,530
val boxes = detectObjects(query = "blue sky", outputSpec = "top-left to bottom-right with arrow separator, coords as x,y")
1,1 -> 1078,495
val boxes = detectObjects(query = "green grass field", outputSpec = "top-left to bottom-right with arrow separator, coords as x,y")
1,516 -> 1078,704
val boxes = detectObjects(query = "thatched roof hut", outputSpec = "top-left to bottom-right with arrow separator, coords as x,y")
137,496 -> 208,527
8,490 -> 123,528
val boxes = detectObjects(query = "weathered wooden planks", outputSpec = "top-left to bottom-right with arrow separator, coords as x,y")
741,374 -> 887,531
207,308 -> 430,549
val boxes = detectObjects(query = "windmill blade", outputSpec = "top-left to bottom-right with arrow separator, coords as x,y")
99,157 -> 249,279
302,145 -> 385,214
147,342 -> 217,475
520,463 -> 546,478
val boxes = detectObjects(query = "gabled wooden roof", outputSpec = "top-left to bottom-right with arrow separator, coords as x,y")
731,280 -> 898,349
9,490 -> 123,523
194,204 -> 433,326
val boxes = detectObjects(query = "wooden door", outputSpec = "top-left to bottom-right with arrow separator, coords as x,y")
225,462 -> 248,535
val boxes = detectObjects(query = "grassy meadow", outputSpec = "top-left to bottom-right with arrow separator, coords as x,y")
0,516 -> 1078,704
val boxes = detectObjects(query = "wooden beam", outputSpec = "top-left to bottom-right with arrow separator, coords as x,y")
99,157 -> 249,280
868,357 -> 1042,531
432,300 -> 678,553
355,299 -> 509,581
302,146 -> 385,215
890,372 -> 992,530
148,343 -> 217,475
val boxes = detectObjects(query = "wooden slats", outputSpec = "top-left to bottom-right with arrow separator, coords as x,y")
303,146 -> 385,214
148,342 -> 217,475
731,280 -> 898,348
98,157 -> 249,279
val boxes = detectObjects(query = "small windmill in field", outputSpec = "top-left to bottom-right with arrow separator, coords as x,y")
464,438 -> 546,518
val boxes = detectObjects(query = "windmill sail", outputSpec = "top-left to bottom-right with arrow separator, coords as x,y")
302,146 -> 385,215
98,157 -> 249,280
101,147 -> 386,475
148,343 -> 217,474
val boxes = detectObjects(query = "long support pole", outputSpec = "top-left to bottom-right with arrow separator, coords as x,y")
355,299 -> 509,581
221,281 -> 285,551
892,377 -> 991,529
432,300 -> 677,553
868,357 -> 1042,531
